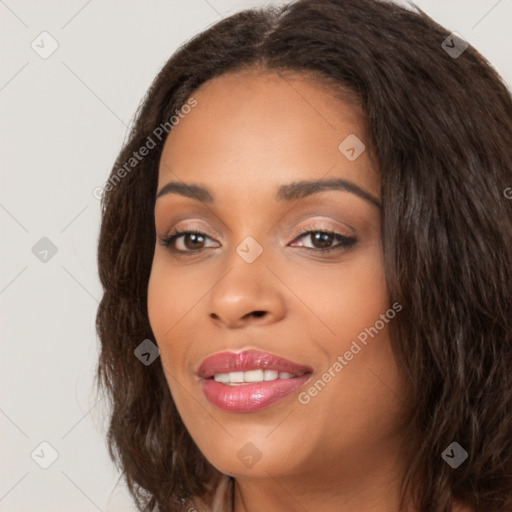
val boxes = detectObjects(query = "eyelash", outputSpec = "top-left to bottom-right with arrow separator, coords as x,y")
159,227 -> 357,255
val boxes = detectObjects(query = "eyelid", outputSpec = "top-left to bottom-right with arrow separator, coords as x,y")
167,220 -> 222,239
288,220 -> 355,240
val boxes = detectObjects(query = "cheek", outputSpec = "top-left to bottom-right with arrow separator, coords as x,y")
147,254 -> 190,372
147,250 -> 209,340
283,244 -> 388,342
335,256 -> 389,337
147,258 -> 171,341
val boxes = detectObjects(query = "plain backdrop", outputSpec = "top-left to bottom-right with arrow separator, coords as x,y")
1,1 -> 511,510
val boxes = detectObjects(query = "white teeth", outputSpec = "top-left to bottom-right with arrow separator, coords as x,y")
263,369 -> 279,381
244,369 -> 264,382
213,369 -> 297,384
230,371 -> 244,383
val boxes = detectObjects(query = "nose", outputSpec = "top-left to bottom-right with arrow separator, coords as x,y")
207,254 -> 286,329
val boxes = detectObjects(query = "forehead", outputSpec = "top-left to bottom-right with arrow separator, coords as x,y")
158,69 -> 379,201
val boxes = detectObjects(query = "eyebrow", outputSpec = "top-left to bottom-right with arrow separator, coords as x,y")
155,178 -> 381,208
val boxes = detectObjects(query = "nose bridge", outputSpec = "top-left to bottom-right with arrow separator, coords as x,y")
206,234 -> 286,327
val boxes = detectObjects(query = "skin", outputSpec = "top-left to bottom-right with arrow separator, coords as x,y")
147,68 -> 416,512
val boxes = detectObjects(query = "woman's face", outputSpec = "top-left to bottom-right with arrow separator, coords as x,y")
148,69 -> 411,486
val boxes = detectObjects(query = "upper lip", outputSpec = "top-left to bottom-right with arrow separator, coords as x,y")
197,349 -> 313,379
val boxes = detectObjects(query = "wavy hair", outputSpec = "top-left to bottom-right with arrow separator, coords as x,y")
95,0 -> 512,510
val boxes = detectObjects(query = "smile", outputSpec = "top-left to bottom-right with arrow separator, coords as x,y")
198,349 -> 312,412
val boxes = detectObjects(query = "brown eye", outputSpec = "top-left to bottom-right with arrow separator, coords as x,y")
290,230 -> 357,252
309,231 -> 336,249
160,230 -> 217,252
182,233 -> 206,250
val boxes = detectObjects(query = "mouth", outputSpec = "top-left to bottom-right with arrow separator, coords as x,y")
198,349 -> 313,412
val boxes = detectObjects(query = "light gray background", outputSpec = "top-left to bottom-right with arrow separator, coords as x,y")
1,1 -> 511,510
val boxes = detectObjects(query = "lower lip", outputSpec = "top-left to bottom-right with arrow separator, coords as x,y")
202,374 -> 311,412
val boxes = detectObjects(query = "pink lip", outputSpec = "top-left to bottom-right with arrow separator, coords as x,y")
198,349 -> 313,412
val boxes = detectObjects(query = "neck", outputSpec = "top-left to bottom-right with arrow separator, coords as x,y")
233,448 -> 415,512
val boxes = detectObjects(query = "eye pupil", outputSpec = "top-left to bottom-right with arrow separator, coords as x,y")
185,233 -> 205,249
311,232 -> 333,249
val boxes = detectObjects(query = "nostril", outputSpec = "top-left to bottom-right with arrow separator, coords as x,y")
250,311 -> 266,318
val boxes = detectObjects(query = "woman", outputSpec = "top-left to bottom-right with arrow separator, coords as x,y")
96,0 -> 512,511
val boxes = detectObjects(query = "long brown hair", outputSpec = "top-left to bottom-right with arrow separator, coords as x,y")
96,1 -> 512,510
